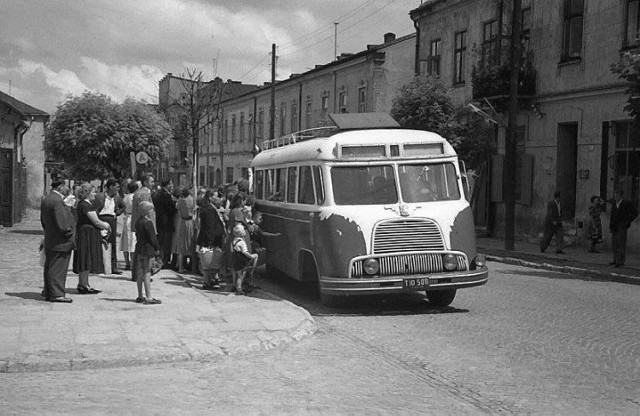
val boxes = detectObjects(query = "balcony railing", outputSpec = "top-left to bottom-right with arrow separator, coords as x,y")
472,61 -> 536,100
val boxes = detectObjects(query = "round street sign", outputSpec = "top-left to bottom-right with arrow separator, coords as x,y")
135,151 -> 150,164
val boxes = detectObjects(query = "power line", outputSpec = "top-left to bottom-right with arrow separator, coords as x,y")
238,52 -> 271,81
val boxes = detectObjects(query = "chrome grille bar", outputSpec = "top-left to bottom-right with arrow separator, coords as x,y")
350,253 -> 468,277
373,219 -> 445,253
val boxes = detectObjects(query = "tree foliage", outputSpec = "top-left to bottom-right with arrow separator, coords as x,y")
611,50 -> 640,133
44,92 -> 171,180
390,75 -> 495,170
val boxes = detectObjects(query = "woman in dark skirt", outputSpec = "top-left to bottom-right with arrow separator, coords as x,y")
72,182 -> 111,294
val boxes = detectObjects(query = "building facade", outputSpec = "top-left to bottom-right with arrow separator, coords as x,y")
0,90 -> 49,226
196,32 -> 417,188
411,0 -> 640,251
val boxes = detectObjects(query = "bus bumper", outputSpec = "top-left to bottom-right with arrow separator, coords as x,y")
319,267 -> 488,296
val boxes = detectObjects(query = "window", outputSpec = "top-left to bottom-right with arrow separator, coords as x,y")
248,113 -> 253,141
625,0 -> 640,48
265,169 -> 274,199
482,20 -> 500,66
321,94 -> 329,111
298,166 -> 315,204
358,87 -> 366,113
305,100 -> 312,129
240,113 -> 245,141
257,109 -> 264,139
231,115 -> 236,141
398,163 -> 461,203
272,168 -> 286,201
291,102 -> 298,132
562,0 -> 584,61
338,91 -> 347,113
279,105 -> 287,136
255,170 -> 264,200
454,30 -> 467,85
613,121 -> 640,208
313,166 -> 325,205
331,166 -> 397,205
428,39 -> 441,75
199,167 -> 205,186
521,6 -> 532,52
287,167 -> 297,203
226,167 -> 234,183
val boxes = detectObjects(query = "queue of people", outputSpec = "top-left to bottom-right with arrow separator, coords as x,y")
40,174 -> 276,305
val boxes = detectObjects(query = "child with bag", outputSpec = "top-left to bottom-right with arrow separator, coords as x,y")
134,201 -> 162,305
231,224 -> 258,296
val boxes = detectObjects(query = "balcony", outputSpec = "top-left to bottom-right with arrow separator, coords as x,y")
472,60 -> 536,102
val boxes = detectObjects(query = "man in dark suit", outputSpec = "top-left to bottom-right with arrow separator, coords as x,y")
152,179 -> 176,267
609,189 -> 638,267
540,190 -> 565,254
40,178 -> 76,303
93,179 -> 125,274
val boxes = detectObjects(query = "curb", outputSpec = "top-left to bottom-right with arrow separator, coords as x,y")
484,254 -> 640,286
0,274 -> 316,374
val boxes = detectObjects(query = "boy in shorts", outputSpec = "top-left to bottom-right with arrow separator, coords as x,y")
231,224 -> 258,296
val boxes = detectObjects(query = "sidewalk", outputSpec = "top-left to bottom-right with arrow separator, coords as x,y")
477,236 -> 640,285
0,211 -> 315,373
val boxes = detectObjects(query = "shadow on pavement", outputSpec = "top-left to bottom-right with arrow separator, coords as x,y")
8,229 -> 44,236
5,292 -> 48,301
100,297 -> 141,303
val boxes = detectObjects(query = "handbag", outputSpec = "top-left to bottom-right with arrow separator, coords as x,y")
198,247 -> 223,271
151,257 -> 163,276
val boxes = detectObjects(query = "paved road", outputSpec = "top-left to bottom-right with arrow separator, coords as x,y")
2,262 -> 639,415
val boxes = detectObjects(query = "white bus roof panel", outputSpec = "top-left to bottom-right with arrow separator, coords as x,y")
251,129 -> 457,167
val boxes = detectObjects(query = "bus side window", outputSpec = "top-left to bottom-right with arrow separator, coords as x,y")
255,170 -> 264,200
273,168 -> 286,202
265,169 -> 274,200
313,166 -> 325,205
298,166 -> 315,205
287,167 -> 297,203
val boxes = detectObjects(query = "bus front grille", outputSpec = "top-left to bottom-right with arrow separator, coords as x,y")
373,219 -> 444,254
350,253 -> 467,278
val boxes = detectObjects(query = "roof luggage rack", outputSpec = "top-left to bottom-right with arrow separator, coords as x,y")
261,112 -> 399,151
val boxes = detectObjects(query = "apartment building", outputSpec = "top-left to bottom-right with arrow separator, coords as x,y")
411,0 -> 640,251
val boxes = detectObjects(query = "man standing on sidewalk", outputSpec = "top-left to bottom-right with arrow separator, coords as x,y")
151,179 -> 176,268
94,179 -> 125,275
40,178 -> 76,303
609,189 -> 638,268
540,191 -> 565,254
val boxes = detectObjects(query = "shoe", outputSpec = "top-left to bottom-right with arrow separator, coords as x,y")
41,290 -> 48,298
49,297 -> 72,303
77,285 -> 101,294
555,250 -> 565,254
144,298 -> 162,305
202,284 -> 215,291
124,265 -> 131,271
135,297 -> 146,303
112,270 -> 122,275
235,290 -> 246,296
178,269 -> 187,274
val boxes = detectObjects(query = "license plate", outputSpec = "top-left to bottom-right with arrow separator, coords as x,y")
403,277 -> 429,290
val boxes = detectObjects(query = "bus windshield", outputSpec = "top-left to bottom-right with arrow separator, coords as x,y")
331,165 -> 398,205
399,163 -> 461,202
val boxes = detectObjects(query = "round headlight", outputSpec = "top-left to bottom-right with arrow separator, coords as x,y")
474,254 -> 486,269
363,258 -> 380,275
443,254 -> 457,271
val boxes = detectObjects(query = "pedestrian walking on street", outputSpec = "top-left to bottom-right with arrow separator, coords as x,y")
587,195 -> 605,253
72,182 -> 111,294
540,191 -> 565,254
608,189 -> 638,267
134,201 -> 162,304
93,178 -> 125,275
120,181 -> 138,270
40,178 -> 76,303
151,179 -> 176,267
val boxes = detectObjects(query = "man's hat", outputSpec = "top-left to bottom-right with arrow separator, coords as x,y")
51,176 -> 67,188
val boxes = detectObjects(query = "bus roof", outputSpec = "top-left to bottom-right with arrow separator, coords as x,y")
251,128 -> 458,167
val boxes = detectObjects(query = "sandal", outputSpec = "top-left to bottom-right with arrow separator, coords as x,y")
135,297 -> 145,303
144,298 -> 162,305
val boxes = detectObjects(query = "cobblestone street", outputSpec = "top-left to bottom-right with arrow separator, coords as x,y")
1,252 -> 639,414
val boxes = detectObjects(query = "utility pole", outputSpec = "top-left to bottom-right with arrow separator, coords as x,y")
270,43 -> 276,141
334,22 -> 338,60
504,0 -> 522,251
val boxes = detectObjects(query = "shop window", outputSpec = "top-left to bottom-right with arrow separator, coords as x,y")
613,121 -> 640,208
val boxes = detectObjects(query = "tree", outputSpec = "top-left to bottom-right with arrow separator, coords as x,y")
44,92 -> 171,180
611,50 -> 640,134
390,75 -> 495,170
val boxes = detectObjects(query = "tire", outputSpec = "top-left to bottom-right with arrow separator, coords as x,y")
426,289 -> 457,306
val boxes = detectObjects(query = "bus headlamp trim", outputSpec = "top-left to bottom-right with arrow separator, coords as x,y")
363,258 -> 380,275
443,254 -> 457,271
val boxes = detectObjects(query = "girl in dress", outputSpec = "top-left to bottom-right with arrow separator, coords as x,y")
120,181 -> 138,270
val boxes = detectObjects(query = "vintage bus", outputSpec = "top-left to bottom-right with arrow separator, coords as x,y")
251,113 -> 488,306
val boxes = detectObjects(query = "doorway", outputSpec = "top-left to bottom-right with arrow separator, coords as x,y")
556,122 -> 578,219
0,149 -> 14,226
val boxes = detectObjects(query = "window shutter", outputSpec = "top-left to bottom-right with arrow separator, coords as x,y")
520,154 -> 534,206
491,154 -> 503,202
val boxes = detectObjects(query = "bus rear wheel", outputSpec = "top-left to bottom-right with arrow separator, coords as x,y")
426,289 -> 456,306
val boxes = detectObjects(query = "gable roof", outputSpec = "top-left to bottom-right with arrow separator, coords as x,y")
0,90 -> 49,118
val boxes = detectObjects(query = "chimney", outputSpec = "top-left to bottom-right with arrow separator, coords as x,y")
383,32 -> 396,43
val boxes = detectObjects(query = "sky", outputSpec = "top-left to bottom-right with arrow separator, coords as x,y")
0,0 -> 421,114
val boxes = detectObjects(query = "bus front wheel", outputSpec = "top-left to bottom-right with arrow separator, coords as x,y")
426,289 -> 456,306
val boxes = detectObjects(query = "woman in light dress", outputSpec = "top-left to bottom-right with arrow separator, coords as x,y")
120,181 -> 138,270
174,187 -> 196,273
